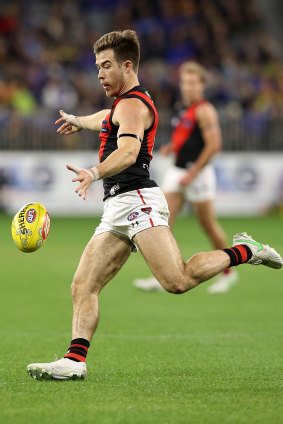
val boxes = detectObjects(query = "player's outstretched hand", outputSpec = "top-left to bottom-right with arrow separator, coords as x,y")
55,110 -> 83,135
66,164 -> 93,200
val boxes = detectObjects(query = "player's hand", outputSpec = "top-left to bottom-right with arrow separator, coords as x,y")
66,164 -> 93,200
159,144 -> 172,156
179,171 -> 195,187
55,110 -> 83,135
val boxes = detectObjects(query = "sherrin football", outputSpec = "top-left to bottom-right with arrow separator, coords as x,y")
11,202 -> 50,253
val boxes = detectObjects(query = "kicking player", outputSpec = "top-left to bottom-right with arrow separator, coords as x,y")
134,61 -> 237,294
27,30 -> 283,381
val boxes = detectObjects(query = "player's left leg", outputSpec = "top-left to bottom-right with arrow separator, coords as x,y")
133,191 -> 185,292
134,225 -> 282,294
134,226 -> 231,293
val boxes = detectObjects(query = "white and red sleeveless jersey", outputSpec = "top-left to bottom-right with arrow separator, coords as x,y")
99,85 -> 158,199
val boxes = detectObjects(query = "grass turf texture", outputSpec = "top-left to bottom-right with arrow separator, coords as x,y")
0,213 -> 282,424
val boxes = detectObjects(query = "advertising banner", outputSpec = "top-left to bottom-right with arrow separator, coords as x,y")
0,151 -> 282,216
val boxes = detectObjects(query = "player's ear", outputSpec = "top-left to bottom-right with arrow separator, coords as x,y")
123,60 -> 132,73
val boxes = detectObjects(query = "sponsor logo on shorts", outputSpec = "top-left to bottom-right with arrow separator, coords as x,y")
25,208 -> 37,223
141,207 -> 152,215
127,211 -> 139,221
159,210 -> 169,218
110,183 -> 120,196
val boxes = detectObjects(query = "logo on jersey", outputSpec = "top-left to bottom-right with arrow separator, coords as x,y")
141,207 -> 152,215
110,183 -> 120,196
127,211 -> 139,221
144,90 -> 151,99
25,208 -> 37,223
100,120 -> 110,134
181,118 -> 193,129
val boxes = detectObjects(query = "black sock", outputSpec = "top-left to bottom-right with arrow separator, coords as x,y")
223,245 -> 252,267
64,338 -> 90,362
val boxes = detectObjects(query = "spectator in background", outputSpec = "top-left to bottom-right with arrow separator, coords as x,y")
0,0 -> 283,150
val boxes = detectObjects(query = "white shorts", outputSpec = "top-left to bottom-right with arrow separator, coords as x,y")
94,187 -> 170,252
161,164 -> 216,203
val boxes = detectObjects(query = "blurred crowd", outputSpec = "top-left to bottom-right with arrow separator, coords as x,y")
1,0 -> 283,149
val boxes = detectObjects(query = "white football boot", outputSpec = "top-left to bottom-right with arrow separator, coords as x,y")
207,269 -> 238,294
27,357 -> 87,380
233,232 -> 283,269
133,276 -> 165,292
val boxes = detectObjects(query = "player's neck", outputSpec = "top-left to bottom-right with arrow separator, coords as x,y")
117,76 -> 140,97
186,96 -> 204,106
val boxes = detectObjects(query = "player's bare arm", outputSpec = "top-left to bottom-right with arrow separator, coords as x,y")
67,98 -> 152,199
179,103 -> 221,186
55,109 -> 111,135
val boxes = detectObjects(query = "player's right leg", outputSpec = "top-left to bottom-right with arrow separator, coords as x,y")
27,231 -> 131,380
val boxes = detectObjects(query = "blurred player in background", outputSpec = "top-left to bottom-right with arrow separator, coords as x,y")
26,30 -> 283,381
134,62 -> 237,294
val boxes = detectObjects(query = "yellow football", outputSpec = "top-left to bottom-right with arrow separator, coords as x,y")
11,202 -> 51,253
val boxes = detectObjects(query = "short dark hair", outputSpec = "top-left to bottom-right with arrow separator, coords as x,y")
93,30 -> 140,73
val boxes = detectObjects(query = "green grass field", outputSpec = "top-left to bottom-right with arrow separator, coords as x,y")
0,213 -> 282,424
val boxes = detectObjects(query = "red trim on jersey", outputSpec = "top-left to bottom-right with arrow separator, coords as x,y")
137,189 -> 146,204
110,91 -> 158,161
99,111 -> 111,162
128,91 -> 156,109
149,218 -> 154,227
171,100 -> 207,156
129,91 -> 158,160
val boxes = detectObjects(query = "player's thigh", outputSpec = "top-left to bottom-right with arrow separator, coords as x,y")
165,192 -> 185,226
133,226 -> 186,291
73,231 -> 131,293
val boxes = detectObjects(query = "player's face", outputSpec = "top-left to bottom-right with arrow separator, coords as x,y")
179,72 -> 205,105
96,49 -> 126,98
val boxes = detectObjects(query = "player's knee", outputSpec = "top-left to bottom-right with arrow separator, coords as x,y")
71,275 -> 91,300
163,278 -> 188,294
71,278 -> 80,300
71,271 -> 101,300
161,273 -> 197,294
